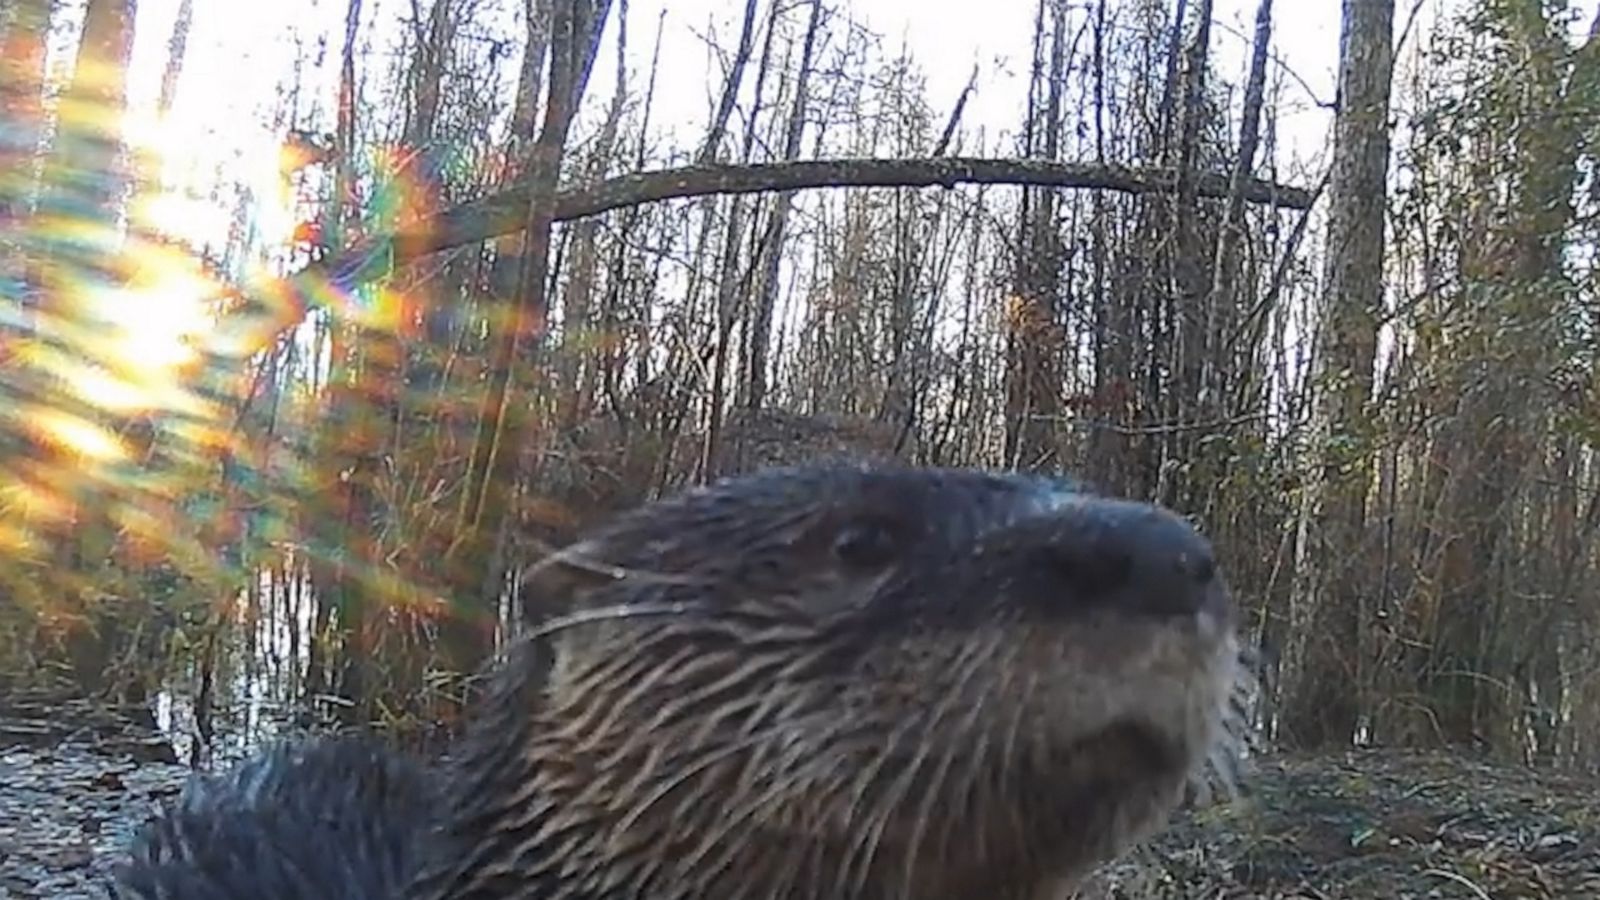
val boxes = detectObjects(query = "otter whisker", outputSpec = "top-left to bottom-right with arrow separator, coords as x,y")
610,714 -> 807,838
834,715 -> 920,896
523,600 -> 705,642
1002,665 -> 1042,856
646,645 -> 803,732
896,629 -> 995,899
669,713 -> 862,885
996,639 -> 1033,795
546,646 -> 677,754
846,640 -> 982,900
935,630 -> 1007,865
568,645 -> 703,759
520,548 -> 710,589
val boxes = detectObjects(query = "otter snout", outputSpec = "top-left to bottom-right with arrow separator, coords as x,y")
1014,493 -> 1228,622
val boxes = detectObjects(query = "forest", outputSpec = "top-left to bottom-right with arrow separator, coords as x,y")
1,0 -> 1599,896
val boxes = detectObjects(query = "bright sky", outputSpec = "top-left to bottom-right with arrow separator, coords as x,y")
33,0 -> 1596,385
105,0 -> 1346,244
42,0 -> 1600,264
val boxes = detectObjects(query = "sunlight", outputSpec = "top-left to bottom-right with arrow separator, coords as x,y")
124,105 -> 300,255
43,115 -> 304,421
55,49 -> 309,419
30,408 -> 129,463
17,234 -> 227,419
0,479 -> 74,529
66,234 -> 219,408
128,190 -> 234,258
96,283 -> 208,371
0,518 -> 38,557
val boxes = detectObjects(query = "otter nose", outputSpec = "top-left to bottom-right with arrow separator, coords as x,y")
1028,497 -> 1219,618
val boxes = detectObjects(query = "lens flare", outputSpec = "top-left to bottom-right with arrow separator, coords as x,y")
30,408 -> 129,463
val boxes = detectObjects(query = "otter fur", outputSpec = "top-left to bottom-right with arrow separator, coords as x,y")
114,462 -> 1243,900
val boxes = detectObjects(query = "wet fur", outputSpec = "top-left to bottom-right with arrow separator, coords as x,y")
117,463 -> 1243,900
113,736 -> 435,900
407,465 -> 1240,899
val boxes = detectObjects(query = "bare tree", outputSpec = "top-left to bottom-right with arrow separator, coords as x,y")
1284,0 -> 1396,750
1003,0 -> 1069,472
35,0 -> 136,232
487,0 -> 554,301
742,0 -> 824,413
0,0 -> 55,252
13,0 -> 141,695
304,0 -> 381,721
556,0 -> 631,431
445,0 -> 614,685
698,0 -> 781,479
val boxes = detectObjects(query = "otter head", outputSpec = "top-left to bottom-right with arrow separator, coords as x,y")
414,463 -> 1240,900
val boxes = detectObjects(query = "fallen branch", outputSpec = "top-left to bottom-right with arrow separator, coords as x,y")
226,155 -> 1316,353
365,156 -> 1311,270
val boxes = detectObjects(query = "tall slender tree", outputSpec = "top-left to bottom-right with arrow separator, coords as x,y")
1285,0 -> 1396,750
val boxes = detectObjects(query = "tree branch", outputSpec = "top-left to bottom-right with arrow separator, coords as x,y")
227,156 -> 1315,353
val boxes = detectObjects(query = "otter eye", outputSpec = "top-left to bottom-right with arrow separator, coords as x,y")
832,520 -> 900,570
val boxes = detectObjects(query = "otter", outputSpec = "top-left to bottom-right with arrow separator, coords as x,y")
115,736 -> 436,899
114,462 -> 1242,900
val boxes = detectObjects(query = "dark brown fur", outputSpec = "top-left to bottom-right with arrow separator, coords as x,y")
404,463 -> 1242,900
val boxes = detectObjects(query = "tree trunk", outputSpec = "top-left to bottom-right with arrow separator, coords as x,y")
1163,0 -> 1213,512
743,0 -> 823,414
309,0 -> 381,724
36,0 -> 135,234
444,0 -> 612,690
1284,0 -> 1395,750
1004,0 -> 1066,472
487,0 -> 552,301
28,0 -> 138,697
556,3 -> 629,432
1,0 -> 55,271
698,0 -> 780,480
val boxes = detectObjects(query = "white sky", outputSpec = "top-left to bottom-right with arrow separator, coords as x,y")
103,0 -> 1348,233
42,0 -> 1597,313
27,0 -> 1594,444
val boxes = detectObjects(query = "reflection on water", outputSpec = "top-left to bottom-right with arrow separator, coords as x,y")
143,563 -> 526,769
151,567 -> 319,769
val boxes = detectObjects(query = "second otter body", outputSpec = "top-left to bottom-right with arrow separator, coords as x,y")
118,463 -> 1242,900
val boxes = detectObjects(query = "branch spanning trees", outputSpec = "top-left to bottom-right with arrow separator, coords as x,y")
227,156 -> 1315,355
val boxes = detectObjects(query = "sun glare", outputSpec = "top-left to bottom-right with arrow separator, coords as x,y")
30,408 -> 129,464
97,281 -> 209,370
60,263 -> 221,418
129,190 -> 234,256
47,220 -> 225,416
38,95 -> 311,421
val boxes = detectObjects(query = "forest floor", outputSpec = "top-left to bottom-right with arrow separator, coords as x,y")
1082,749 -> 1600,899
1,696 -> 1598,899
0,693 -> 188,899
